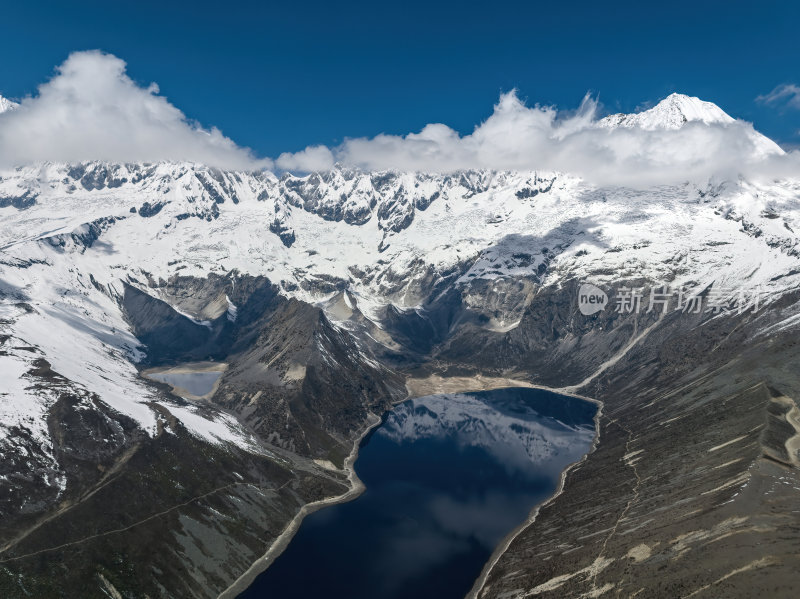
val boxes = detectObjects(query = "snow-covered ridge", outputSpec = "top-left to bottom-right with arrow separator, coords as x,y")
597,93 -> 783,157
598,93 -> 734,130
2,93 -> 800,485
0,161 -> 555,248
0,94 -> 18,115
2,161 -> 800,311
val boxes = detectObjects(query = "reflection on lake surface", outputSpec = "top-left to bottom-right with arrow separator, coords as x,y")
238,387 -> 597,599
148,370 -> 222,397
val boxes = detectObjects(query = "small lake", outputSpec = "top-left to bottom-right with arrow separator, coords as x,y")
147,369 -> 222,397
238,387 -> 597,599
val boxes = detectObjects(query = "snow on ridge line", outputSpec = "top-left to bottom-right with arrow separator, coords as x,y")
2,157 -> 800,463
3,163 -> 799,313
0,94 -> 19,114
597,93 -> 735,130
0,247 -> 263,455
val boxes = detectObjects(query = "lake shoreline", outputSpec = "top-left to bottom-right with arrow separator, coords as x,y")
403,374 -> 604,599
217,376 -> 602,599
217,411 -> 383,599
142,361 -> 228,401
466,386 -> 603,599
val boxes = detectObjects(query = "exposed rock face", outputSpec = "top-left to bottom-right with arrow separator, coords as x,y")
123,282 -> 215,361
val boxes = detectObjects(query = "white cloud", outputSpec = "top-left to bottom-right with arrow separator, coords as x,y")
276,144 -> 334,171
1,52 -> 797,187
756,84 -> 800,110
279,90 -> 791,186
0,51 -> 268,170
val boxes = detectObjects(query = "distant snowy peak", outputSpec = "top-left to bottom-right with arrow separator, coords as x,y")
598,93 -> 735,130
597,92 -> 783,157
0,94 -> 19,114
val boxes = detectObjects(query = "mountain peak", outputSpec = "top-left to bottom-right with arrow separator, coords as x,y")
0,94 -> 19,115
598,93 -> 734,130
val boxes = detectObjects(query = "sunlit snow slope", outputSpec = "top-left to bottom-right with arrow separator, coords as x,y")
1,93 -> 800,492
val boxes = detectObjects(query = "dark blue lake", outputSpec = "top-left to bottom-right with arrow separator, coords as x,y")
238,387 -> 597,599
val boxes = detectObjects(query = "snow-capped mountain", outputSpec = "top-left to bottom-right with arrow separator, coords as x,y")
598,93 -> 735,130
0,171 -> 793,493
0,94 -> 18,114
2,150 -> 798,318
3,93 -> 800,598
2,95 -> 800,464
597,92 -> 783,156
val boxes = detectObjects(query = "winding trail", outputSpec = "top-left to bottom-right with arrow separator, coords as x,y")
589,417 -> 643,596
0,441 -> 142,557
0,481 -> 255,563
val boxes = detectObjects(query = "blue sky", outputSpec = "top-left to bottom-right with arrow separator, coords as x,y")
1,0 -> 799,157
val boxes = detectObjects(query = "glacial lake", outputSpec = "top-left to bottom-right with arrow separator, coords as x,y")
147,370 -> 222,397
238,387 -> 597,599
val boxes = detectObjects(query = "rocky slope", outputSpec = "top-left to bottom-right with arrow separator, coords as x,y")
469,284 -> 800,599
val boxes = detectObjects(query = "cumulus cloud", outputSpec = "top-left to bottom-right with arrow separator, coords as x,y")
279,91 -> 795,187
757,84 -> 800,110
1,51 -> 797,187
276,145 -> 334,171
0,50 -> 268,170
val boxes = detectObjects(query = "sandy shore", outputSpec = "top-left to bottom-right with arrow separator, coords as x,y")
406,373 -> 600,404
406,374 -> 538,397
141,361 -> 228,376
